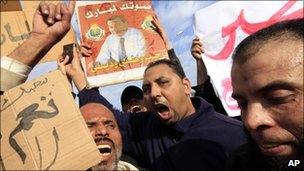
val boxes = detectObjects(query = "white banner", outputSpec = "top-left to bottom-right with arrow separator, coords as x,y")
194,1 -> 303,117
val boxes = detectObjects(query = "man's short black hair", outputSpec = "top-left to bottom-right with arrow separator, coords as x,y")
232,18 -> 303,65
145,59 -> 186,79
120,86 -> 143,106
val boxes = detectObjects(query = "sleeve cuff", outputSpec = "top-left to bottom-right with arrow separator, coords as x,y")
1,56 -> 32,77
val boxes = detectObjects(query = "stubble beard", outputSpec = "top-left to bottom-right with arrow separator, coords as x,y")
91,147 -> 122,171
265,140 -> 304,170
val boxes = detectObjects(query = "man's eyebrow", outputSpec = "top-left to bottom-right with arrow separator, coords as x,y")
104,120 -> 114,125
258,80 -> 296,93
142,76 -> 167,87
86,120 -> 96,124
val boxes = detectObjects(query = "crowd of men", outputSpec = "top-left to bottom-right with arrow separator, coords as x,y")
0,1 -> 303,171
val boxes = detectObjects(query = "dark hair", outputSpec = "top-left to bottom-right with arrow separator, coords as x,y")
145,59 -> 186,79
232,18 -> 303,65
120,86 -> 143,106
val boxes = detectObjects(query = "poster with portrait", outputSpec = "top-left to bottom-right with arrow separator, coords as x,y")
76,1 -> 169,87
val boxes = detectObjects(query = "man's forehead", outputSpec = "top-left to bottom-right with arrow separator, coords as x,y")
85,115 -> 115,122
144,64 -> 176,79
81,103 -> 115,117
232,62 -> 302,99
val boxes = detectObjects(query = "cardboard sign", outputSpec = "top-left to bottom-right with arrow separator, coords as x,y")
0,0 -> 22,12
0,0 -> 30,57
76,0 -> 169,87
0,0 -> 77,64
194,1 -> 303,117
0,70 -> 100,170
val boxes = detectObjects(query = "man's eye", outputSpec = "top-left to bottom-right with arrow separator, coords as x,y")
267,95 -> 294,105
86,123 -> 94,128
142,85 -> 150,94
107,124 -> 115,129
266,90 -> 296,104
159,80 -> 169,86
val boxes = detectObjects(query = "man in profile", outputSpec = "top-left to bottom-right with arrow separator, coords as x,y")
226,18 -> 303,170
96,15 -> 146,65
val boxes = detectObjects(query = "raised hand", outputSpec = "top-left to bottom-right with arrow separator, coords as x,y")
151,15 -> 171,49
57,44 -> 87,91
191,37 -> 205,60
32,0 -> 75,45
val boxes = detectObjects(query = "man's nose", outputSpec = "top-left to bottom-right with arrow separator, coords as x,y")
95,123 -> 108,137
243,103 -> 275,131
150,85 -> 161,100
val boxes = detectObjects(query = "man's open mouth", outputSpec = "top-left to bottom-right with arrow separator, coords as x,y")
154,103 -> 171,120
97,144 -> 112,156
131,105 -> 142,113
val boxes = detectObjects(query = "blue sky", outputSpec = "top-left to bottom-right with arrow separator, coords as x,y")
28,1 -> 216,109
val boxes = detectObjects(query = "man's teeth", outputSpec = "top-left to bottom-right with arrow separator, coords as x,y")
98,144 -> 112,156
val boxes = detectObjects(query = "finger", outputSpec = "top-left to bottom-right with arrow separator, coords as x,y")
55,3 -> 62,20
194,42 -> 204,53
60,3 -> 73,31
47,3 -> 56,24
38,2 -> 49,16
67,0 -> 76,14
192,43 -> 203,50
193,37 -> 200,41
58,56 -> 65,63
191,48 -> 201,54
60,0 -> 75,15
193,45 -> 204,53
72,44 -> 80,63
199,47 -> 205,54
57,56 -> 63,65
80,47 -> 92,57
57,56 -> 67,74
193,39 -> 202,45
81,42 -> 92,49
62,55 -> 70,65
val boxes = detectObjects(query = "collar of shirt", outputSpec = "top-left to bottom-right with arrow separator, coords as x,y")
172,97 -> 213,134
113,28 -> 132,39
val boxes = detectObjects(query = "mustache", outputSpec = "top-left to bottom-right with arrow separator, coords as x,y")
94,136 -> 115,148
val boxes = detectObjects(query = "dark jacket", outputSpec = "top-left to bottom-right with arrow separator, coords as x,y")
78,88 -> 248,171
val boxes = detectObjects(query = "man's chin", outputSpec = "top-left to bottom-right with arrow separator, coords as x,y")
263,144 -> 304,170
91,155 -> 118,171
159,116 -> 174,125
91,160 -> 117,171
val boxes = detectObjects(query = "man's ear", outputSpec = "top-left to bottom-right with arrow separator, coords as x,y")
182,77 -> 192,95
